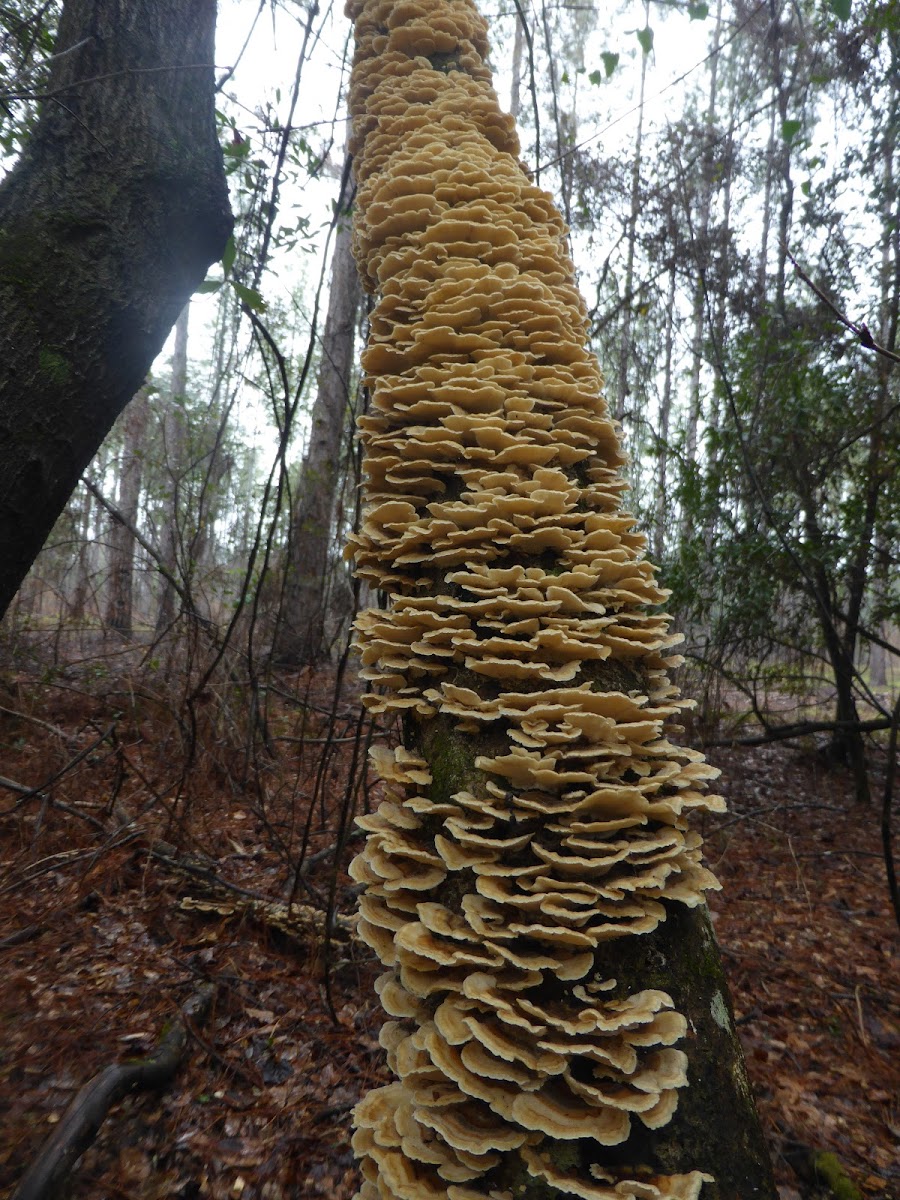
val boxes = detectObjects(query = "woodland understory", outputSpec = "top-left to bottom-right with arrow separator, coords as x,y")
0,639 -> 896,1200
0,1 -> 899,1197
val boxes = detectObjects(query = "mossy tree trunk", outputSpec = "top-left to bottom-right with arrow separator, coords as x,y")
345,0 -> 776,1196
406,708 -> 775,1199
0,0 -> 231,620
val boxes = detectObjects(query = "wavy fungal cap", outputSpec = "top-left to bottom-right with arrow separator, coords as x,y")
345,0 -> 722,1196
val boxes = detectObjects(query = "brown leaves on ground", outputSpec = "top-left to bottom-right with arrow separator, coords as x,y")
0,663 -> 897,1199
704,742 -> 899,1197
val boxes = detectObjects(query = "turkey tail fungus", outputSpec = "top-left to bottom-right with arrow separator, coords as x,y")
344,1 -> 777,1197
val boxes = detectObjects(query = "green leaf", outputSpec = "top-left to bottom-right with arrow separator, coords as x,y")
223,133 -> 250,159
196,279 -> 223,295
781,118 -> 802,142
561,68 -> 570,84
827,0 -> 851,18
222,234 -> 236,279
636,26 -> 654,54
232,282 -> 267,312
800,180 -> 812,197
588,69 -> 603,85
688,2 -> 709,17
601,51 -> 620,77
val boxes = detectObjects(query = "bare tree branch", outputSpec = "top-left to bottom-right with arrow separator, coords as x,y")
786,246 -> 900,364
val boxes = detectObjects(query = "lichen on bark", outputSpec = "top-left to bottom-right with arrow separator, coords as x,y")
343,0 -> 776,1196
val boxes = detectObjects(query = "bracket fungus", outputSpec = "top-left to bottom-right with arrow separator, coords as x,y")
344,1 -> 770,1197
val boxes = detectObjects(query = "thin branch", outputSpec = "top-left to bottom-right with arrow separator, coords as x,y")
0,703 -> 71,741
1,723 -> 116,809
510,0 -> 541,180
83,477 -> 217,635
215,0 -> 265,92
0,924 -> 45,950
786,246 -> 900,365
0,61 -> 217,103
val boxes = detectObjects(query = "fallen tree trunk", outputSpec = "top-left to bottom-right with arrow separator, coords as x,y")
706,716 -> 893,748
12,983 -> 215,1200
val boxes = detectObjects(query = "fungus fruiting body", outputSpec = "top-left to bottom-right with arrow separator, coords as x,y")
345,1 -> 730,1196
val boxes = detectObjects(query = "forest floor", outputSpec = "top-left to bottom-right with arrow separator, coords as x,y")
0,652 -> 897,1200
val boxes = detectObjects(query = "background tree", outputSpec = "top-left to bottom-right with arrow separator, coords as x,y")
155,304 -> 192,633
105,385 -> 150,636
274,155 -> 363,666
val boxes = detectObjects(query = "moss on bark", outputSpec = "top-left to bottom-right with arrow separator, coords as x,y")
404,711 -> 776,1199
587,904 -> 775,1197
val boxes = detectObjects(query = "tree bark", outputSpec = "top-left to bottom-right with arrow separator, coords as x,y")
0,0 -> 232,621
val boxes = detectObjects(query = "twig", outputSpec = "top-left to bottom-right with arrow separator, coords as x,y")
734,1008 -> 760,1027
178,1016 -> 264,1091
3,723 -> 116,808
0,924 -> 45,950
0,704 -> 71,741
313,1100 -> 355,1123
0,830 -> 143,895
297,826 -> 365,879
83,478 -> 214,631
792,849 -> 882,859
0,773 -> 38,797
853,985 -> 869,1047
787,247 -> 900,365
787,836 -> 813,918
147,848 -> 271,903
272,732 -> 389,744
1,61 -> 217,104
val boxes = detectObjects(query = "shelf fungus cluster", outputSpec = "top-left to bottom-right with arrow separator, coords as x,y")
345,0 -> 725,1197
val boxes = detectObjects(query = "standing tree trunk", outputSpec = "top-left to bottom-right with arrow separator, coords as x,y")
106,385 -> 150,635
682,0 -> 723,545
0,0 -> 231,621
156,303 -> 191,632
654,266 -> 677,564
614,0 -> 650,424
67,482 -> 95,624
509,9 -> 524,121
345,1 -> 776,1197
273,172 -> 362,666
